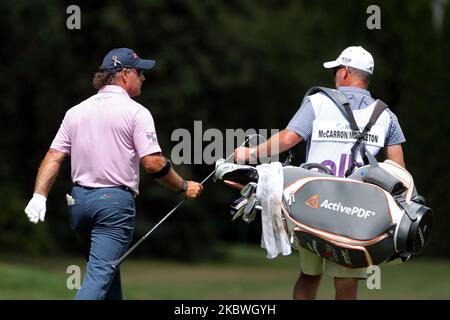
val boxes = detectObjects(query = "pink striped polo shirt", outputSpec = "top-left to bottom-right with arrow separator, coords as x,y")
50,85 -> 161,195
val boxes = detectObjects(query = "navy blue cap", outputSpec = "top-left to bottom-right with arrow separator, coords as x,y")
100,48 -> 155,71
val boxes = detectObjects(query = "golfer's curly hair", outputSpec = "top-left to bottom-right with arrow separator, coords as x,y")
92,70 -> 119,89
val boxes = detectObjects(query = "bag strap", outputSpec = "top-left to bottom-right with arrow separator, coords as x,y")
304,86 -> 359,130
364,99 -> 388,132
347,100 -> 387,175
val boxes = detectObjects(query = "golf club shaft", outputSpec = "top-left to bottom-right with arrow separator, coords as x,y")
111,136 -> 257,269
112,199 -> 185,269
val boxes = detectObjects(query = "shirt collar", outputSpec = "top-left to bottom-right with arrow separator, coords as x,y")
98,85 -> 129,96
338,86 -> 371,97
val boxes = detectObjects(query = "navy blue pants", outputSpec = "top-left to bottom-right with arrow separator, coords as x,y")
68,186 -> 135,300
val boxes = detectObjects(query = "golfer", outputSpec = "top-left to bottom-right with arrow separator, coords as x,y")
234,46 -> 406,299
24,48 -> 203,300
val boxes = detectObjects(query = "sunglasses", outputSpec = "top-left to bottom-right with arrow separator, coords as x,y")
333,66 -> 351,76
117,68 -> 144,77
135,68 -> 144,76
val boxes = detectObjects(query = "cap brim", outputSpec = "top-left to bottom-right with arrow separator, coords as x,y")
136,59 -> 156,69
323,61 -> 340,69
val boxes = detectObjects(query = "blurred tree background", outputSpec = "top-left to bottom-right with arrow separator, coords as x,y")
0,0 -> 448,260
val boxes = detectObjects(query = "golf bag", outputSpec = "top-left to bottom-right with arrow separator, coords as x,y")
215,158 -> 433,268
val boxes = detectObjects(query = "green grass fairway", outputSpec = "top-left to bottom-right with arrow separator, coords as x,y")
1,245 -> 449,300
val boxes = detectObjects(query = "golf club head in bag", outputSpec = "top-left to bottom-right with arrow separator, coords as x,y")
242,196 -> 260,223
241,182 -> 258,198
215,159 -> 259,186
215,160 -> 261,224
229,183 -> 261,223
230,196 -> 248,220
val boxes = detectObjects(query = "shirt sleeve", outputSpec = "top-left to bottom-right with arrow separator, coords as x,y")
133,108 -> 162,157
286,97 -> 316,141
385,110 -> 406,146
50,112 -> 71,155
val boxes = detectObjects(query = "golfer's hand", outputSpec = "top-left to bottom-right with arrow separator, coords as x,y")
24,193 -> 47,223
185,181 -> 203,199
234,147 -> 250,164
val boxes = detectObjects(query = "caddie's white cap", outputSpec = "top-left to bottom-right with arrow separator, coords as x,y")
323,46 -> 374,74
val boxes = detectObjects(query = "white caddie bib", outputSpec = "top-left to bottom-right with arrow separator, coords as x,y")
306,93 -> 390,177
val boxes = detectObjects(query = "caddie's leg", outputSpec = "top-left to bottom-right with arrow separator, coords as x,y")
293,247 -> 324,300
334,277 -> 359,300
323,260 -> 366,300
293,273 -> 322,300
75,188 -> 135,300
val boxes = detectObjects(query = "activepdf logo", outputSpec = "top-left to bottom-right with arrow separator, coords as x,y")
304,194 -> 376,219
305,194 -> 319,208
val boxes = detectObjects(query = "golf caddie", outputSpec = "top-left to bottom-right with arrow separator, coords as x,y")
24,48 -> 203,300
234,46 -> 406,299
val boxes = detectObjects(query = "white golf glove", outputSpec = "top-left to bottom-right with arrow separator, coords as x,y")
24,193 -> 47,223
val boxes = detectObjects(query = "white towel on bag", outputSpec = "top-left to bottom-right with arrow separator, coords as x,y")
256,162 -> 292,259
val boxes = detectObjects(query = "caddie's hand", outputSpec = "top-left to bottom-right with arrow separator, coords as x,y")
185,181 -> 203,199
24,193 -> 47,223
234,147 -> 250,164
